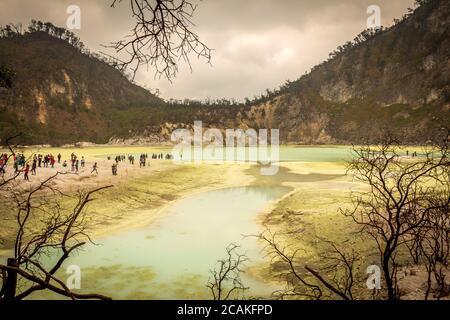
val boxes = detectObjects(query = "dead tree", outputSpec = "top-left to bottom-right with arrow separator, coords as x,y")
343,136 -> 449,300
417,193 -> 450,299
0,172 -> 113,300
109,0 -> 212,80
0,136 -> 113,300
258,231 -> 359,300
206,243 -> 249,300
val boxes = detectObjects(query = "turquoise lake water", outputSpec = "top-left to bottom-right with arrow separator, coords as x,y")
30,186 -> 290,299
3,146 -> 356,299
100,146 -> 354,163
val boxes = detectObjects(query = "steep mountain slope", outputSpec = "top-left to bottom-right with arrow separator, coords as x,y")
0,0 -> 448,146
109,0 -> 450,145
0,31 -> 164,144
237,0 -> 449,144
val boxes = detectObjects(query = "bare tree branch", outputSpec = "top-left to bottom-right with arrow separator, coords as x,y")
0,144 -> 114,300
343,133 -> 449,300
207,243 -> 249,300
109,0 -> 212,80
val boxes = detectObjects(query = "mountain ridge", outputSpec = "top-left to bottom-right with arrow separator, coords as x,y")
0,28 -> 164,144
0,0 -> 449,145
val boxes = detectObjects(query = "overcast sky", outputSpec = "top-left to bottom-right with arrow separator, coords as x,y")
0,0 -> 415,100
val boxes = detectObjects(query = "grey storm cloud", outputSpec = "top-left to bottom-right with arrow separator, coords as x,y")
0,0 -> 415,100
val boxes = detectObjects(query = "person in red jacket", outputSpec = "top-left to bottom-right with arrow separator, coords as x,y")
24,163 -> 30,181
50,155 -> 56,168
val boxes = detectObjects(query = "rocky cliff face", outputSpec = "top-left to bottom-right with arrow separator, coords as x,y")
236,0 -> 449,144
0,31 -> 163,145
115,0 -> 449,145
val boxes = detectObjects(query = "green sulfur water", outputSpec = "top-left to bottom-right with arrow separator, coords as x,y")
30,186 -> 290,299
102,146 -> 354,163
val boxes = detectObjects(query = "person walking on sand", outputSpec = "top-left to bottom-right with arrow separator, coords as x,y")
31,158 -> 37,175
75,159 -> 79,173
57,153 -> 61,164
13,158 -> 19,174
81,156 -> 85,168
24,163 -> 30,181
0,156 -> 5,176
91,162 -> 98,175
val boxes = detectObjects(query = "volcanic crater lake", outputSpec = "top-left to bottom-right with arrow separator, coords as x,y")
1,145 -> 358,299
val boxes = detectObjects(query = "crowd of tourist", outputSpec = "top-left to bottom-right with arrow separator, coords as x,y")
0,150 -> 175,181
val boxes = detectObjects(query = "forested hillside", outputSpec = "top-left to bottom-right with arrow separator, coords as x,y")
0,0 -> 448,145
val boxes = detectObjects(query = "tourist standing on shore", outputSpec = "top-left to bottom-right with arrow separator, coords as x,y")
57,153 -> 61,164
139,154 -> 146,167
112,163 -> 118,176
0,154 -> 6,176
31,158 -> 37,175
13,157 -> 19,174
50,155 -> 56,168
24,163 -> 30,181
91,162 -> 98,175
